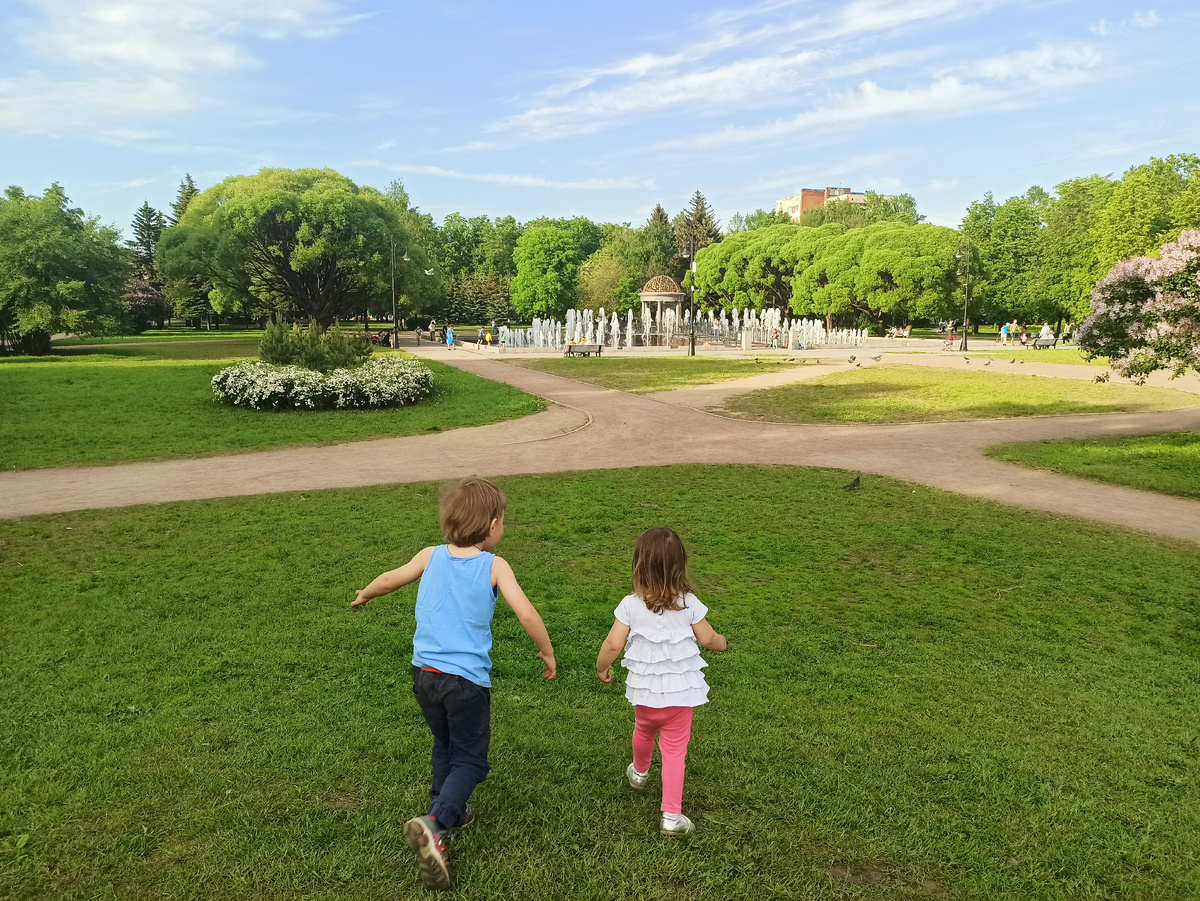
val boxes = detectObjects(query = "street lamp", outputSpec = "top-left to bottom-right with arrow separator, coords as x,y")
954,237 -> 971,352
389,242 -> 409,349
684,234 -> 697,356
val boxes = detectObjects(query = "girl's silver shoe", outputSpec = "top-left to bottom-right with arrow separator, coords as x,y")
660,813 -> 695,836
625,763 -> 650,791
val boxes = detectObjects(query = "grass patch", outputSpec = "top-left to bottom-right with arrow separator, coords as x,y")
0,354 -> 543,471
990,431 -> 1200,499
721,364 -> 1192,423
1,466 -> 1198,899
52,329 -> 267,346
972,347 -> 1109,367
505,356 -> 804,393
46,338 -> 265,361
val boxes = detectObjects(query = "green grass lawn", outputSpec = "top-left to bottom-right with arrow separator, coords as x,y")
1,466 -> 1198,899
970,347 -> 1108,367
0,354 -> 543,471
720,364 -> 1192,423
990,431 -> 1200,500
45,338 -> 265,361
505,356 -> 805,393
52,329 -> 267,346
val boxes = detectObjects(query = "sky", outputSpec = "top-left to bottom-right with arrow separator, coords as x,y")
1,0 -> 1198,236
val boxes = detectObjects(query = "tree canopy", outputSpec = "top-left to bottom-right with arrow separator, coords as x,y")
691,219 -> 964,328
0,184 -> 130,354
157,168 -> 410,328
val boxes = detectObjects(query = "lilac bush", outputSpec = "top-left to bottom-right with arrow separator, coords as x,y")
1078,230 -> 1200,383
212,357 -> 434,410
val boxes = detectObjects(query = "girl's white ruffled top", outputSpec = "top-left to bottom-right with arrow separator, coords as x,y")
616,593 -> 710,708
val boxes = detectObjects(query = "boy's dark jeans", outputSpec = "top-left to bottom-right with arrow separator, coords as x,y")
412,665 -> 491,831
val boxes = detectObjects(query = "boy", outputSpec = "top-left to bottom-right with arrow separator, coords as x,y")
353,477 -> 555,891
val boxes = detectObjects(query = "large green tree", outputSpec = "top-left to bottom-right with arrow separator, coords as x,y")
0,184 -> 131,354
673,190 -> 721,261
157,168 -> 408,329
510,225 -> 583,318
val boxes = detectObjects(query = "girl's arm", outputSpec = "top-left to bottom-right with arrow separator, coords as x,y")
352,546 -> 435,608
692,618 -> 727,652
596,620 -> 630,682
493,557 -> 556,679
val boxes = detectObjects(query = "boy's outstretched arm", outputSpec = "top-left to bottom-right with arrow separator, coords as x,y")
492,557 -> 556,679
352,546 -> 435,608
596,620 -> 631,683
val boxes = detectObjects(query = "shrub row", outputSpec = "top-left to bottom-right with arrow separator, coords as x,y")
212,357 -> 434,410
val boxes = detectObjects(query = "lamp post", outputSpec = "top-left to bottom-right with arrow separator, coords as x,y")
684,234 -> 697,356
390,241 -> 399,349
954,237 -> 971,352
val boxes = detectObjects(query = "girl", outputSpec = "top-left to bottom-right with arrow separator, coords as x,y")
596,528 -> 727,835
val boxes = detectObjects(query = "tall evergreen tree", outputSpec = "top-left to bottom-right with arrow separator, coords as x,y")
124,201 -> 170,331
168,174 -> 199,226
126,202 -> 165,281
673,190 -> 721,257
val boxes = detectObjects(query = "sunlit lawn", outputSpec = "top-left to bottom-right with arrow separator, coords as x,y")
505,356 -> 805,393
0,353 -> 542,471
2,466 -> 1198,899
720,364 -> 1190,423
990,431 -> 1200,499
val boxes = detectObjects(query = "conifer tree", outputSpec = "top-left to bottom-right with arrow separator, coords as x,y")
168,174 -> 199,226
127,202 -> 165,281
673,190 -> 721,257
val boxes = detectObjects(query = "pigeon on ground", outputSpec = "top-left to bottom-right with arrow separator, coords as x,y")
855,363 -> 861,367
848,355 -> 856,363
870,354 -> 882,362
964,356 -> 971,363
1019,360 -> 1025,364
1010,359 -> 1016,364
984,360 -> 992,366
843,476 -> 861,490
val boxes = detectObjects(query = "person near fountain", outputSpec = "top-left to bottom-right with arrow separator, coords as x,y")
352,478 -> 557,890
596,528 -> 727,836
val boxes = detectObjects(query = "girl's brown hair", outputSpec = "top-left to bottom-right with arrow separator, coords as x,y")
440,477 -> 507,546
632,527 -> 694,614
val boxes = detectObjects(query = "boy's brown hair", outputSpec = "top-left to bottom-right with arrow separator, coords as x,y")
632,527 -> 695,614
440,477 -> 508,546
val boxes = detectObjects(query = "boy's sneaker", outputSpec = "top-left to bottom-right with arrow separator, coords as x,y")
660,813 -> 695,836
626,763 -> 650,791
403,815 -> 452,891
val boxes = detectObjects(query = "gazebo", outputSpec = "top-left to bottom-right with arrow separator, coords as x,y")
638,275 -> 685,329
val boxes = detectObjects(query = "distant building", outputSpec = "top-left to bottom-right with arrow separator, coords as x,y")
775,187 -> 892,222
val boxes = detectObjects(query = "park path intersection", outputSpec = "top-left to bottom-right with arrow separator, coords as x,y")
3,346 -> 1200,545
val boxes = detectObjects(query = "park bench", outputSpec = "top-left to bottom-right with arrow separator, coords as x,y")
565,343 -> 603,357
1032,336 -> 1058,349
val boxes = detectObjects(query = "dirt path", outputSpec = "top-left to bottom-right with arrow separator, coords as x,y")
4,348 -> 1200,545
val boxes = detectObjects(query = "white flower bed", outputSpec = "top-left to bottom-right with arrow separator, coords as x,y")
212,358 -> 434,410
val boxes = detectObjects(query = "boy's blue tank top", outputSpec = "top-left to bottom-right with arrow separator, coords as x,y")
412,546 -> 499,687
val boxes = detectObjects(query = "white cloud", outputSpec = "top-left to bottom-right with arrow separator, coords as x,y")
493,50 -> 823,140
488,0 -> 1015,143
963,41 -> 1103,84
679,76 -> 1003,151
1091,9 -> 1159,36
367,162 -> 655,192
0,0 -> 358,136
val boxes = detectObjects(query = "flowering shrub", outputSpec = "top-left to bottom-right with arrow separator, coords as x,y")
1079,230 -> 1200,383
212,357 -> 434,410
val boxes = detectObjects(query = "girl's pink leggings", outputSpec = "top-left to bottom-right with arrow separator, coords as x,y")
632,705 -> 694,814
